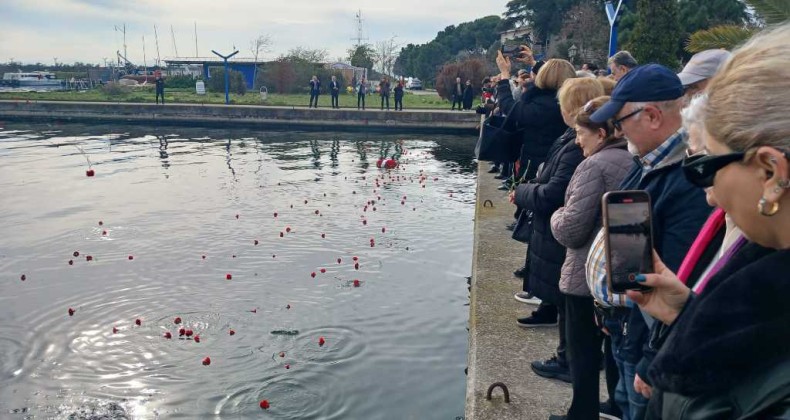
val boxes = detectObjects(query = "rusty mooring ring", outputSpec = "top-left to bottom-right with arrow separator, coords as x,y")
483,199 -> 494,208
486,382 -> 510,403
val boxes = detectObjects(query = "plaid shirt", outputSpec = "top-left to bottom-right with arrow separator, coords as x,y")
585,130 -> 686,308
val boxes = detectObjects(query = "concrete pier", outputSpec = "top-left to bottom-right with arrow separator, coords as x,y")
0,100 -> 479,134
466,161 -> 607,419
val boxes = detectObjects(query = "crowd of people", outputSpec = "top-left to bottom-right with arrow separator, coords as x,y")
478,23 -> 790,420
306,75 -> 406,111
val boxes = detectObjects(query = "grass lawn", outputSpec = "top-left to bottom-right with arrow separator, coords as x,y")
0,87 -> 454,110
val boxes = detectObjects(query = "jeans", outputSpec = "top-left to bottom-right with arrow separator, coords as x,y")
357,93 -> 365,109
604,311 -> 648,420
381,94 -> 390,110
394,97 -> 403,110
156,90 -> 164,104
309,93 -> 319,108
331,93 -> 339,108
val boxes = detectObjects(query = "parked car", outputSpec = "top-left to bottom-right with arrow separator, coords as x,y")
406,78 -> 422,90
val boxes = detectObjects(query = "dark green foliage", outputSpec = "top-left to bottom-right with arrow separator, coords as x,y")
625,0 -> 682,69
502,0 -> 582,42
164,75 -> 197,89
207,68 -> 247,95
348,44 -> 376,70
394,15 -> 501,84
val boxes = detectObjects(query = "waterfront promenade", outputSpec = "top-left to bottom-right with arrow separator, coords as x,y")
0,100 -> 478,134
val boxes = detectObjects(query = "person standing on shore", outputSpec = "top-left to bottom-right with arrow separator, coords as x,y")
394,80 -> 404,111
380,77 -> 391,110
155,72 -> 165,105
357,77 -> 367,110
462,80 -> 475,110
329,75 -> 340,109
309,75 -> 321,108
450,76 -> 463,110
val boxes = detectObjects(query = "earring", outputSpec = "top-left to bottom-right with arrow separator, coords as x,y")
758,197 -> 780,217
779,179 -> 790,189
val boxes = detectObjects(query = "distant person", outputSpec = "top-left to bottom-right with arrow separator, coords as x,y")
357,77 -> 367,110
155,73 -> 165,105
450,76 -> 463,110
462,80 -> 475,110
581,62 -> 599,73
380,77 -> 391,110
677,49 -> 732,103
608,50 -> 638,81
329,75 -> 340,109
309,75 -> 321,108
393,80 -> 404,111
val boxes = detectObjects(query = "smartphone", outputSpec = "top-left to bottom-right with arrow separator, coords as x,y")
602,190 -> 654,293
501,44 -> 523,58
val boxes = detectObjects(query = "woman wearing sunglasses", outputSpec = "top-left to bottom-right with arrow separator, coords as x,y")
628,25 -> 790,419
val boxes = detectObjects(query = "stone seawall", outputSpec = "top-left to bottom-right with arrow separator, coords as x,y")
0,100 -> 479,134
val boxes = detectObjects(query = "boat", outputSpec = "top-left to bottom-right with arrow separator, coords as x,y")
1,71 -> 64,88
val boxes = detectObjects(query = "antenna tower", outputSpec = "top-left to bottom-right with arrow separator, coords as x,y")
351,10 -> 368,47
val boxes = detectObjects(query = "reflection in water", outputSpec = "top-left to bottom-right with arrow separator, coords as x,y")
0,122 -> 476,419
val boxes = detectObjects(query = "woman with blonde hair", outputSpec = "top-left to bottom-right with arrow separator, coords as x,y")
629,24 -> 790,419
506,77 -> 604,387
550,95 -> 633,419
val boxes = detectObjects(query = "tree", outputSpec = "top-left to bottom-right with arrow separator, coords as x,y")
559,1 -> 609,65
348,44 -> 376,70
285,47 -> 329,64
249,34 -> 271,89
374,36 -> 400,76
435,57 -> 488,100
502,0 -> 581,44
686,0 -> 790,53
626,0 -> 682,69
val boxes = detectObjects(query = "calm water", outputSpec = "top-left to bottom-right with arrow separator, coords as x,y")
0,123 -> 477,419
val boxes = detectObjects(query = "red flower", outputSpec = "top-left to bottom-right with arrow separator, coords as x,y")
164,332 -> 172,339
68,260 -> 74,265
202,356 -> 211,366
353,279 -> 361,287
259,400 -> 270,410
310,272 -> 316,278
179,328 -> 186,336
73,251 -> 80,257
194,335 -> 201,343
318,336 -> 326,346
112,327 -> 119,334
68,308 -> 75,316
320,268 -> 326,274
20,274 -> 26,281
86,255 -> 93,261
128,255 -> 134,260
286,227 -> 291,233
86,169 -> 95,177
174,317 -> 182,324
135,318 -> 142,326
226,274 -> 232,280
185,329 -> 194,337
229,329 -> 236,336
254,240 -> 259,245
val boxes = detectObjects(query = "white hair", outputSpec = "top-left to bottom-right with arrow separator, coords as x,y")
576,70 -> 596,78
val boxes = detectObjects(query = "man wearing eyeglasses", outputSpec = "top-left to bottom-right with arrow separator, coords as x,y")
584,64 -> 712,420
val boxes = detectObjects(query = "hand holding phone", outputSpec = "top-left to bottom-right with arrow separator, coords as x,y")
602,191 -> 654,293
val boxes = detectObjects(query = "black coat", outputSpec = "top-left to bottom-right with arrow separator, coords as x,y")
514,128 -> 585,304
496,80 -> 567,173
647,243 -> 790,419
462,84 -> 475,109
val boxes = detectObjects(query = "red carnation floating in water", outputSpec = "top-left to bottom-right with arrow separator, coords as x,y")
353,279 -> 361,287
320,268 -> 326,274
73,251 -> 80,257
174,317 -> 182,324
135,318 -> 142,326
310,272 -> 316,278
279,232 -> 284,238
86,255 -> 93,261
353,256 -> 359,261
102,230 -> 107,236
279,351 -> 285,358
128,255 -> 134,260
68,260 -> 74,265
286,227 -> 291,233
381,227 -> 386,233
321,233 -> 326,238
254,239 -> 259,245
354,263 -> 360,270
273,212 -> 278,218
68,307 -> 75,316
164,331 -> 172,339
235,214 -> 240,219
86,169 -> 95,177
285,364 -> 290,369
318,336 -> 326,346
20,274 -> 26,281
337,258 -> 342,264
226,273 -> 232,280
229,329 -> 235,336
98,221 -> 103,226
259,400 -> 270,410
202,356 -> 211,366
194,335 -> 201,343
185,329 -> 194,337
112,327 -> 119,334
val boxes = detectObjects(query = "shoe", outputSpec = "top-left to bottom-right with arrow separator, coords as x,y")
488,166 -> 500,174
531,356 -> 571,383
505,221 -> 516,231
514,292 -> 542,305
513,266 -> 527,278
497,184 -> 510,191
517,310 -> 557,328
599,401 -> 622,420
494,174 -> 509,180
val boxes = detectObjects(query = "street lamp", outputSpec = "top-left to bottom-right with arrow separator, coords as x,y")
211,49 -> 239,105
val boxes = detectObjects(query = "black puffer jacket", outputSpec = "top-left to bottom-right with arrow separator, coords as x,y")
496,80 -> 567,176
514,128 -> 584,304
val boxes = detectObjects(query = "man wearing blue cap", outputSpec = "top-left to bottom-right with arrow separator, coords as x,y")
583,64 -> 711,420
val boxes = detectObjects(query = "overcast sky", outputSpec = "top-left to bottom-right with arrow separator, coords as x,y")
0,0 -> 509,66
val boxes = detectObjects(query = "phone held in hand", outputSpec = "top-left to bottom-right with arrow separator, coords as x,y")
501,44 -> 523,59
602,191 -> 654,293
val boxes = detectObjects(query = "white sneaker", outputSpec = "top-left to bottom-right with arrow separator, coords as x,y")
514,291 -> 542,305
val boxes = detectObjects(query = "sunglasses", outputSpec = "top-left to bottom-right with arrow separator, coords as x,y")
613,108 -> 644,131
682,151 -> 746,188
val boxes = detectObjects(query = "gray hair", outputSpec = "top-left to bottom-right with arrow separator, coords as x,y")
681,94 -> 709,151
576,70 -> 596,78
608,51 -> 638,69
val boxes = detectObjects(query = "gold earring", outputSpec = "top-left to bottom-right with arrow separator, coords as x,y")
758,197 -> 780,217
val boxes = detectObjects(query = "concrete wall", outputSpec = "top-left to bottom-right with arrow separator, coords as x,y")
0,100 -> 480,134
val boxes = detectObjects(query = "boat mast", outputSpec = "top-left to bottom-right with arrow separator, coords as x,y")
154,25 -> 161,67
194,21 -> 199,57
170,25 -> 179,57
142,35 -> 147,75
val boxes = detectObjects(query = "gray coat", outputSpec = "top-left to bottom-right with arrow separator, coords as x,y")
550,139 -> 632,297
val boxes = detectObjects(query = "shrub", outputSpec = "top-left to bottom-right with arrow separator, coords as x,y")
207,68 -> 247,95
165,75 -> 197,89
100,82 -> 130,97
435,57 -> 489,101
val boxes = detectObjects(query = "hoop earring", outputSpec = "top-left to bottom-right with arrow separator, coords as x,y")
758,197 -> 780,217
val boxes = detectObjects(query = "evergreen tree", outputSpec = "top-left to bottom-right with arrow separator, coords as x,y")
626,0 -> 682,69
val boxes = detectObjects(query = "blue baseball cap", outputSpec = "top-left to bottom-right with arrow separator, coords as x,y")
591,64 -> 684,123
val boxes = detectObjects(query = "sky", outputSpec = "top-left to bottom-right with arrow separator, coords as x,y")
0,0 -> 509,66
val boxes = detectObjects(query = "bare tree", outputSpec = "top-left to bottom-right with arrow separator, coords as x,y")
250,34 -> 272,88
559,3 -> 609,65
374,36 -> 400,76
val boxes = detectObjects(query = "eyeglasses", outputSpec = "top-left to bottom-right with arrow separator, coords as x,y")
682,151 -> 746,188
612,108 -> 644,131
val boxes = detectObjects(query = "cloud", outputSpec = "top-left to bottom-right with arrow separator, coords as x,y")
0,0 -> 509,64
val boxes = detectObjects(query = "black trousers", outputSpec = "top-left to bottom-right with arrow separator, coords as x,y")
309,93 -> 319,108
357,93 -> 366,109
156,90 -> 164,104
394,97 -> 403,110
331,93 -> 339,108
565,294 -> 604,420
451,96 -> 462,110
381,94 -> 390,110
